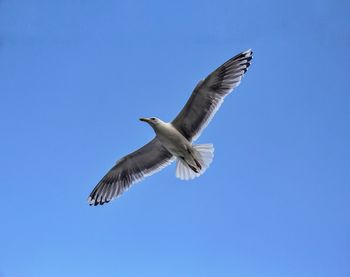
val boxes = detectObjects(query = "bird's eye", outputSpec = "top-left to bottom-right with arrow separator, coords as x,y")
150,117 -> 156,120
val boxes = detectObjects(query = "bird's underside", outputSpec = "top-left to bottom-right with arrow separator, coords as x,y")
88,49 -> 253,206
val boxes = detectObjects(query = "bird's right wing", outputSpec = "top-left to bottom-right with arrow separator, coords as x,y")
88,137 -> 174,206
172,49 -> 253,141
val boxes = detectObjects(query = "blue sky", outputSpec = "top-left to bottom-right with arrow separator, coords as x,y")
0,0 -> 349,276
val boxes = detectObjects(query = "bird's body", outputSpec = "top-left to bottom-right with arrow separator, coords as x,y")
142,118 -> 209,174
150,120 -> 190,158
88,49 -> 253,206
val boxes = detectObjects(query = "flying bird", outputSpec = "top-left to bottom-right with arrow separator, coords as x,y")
88,49 -> 253,206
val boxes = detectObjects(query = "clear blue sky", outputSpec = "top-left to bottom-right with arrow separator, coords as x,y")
0,1 -> 349,276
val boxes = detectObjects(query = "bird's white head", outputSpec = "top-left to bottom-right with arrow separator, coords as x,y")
139,117 -> 163,127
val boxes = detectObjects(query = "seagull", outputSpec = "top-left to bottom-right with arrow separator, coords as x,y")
88,49 -> 253,206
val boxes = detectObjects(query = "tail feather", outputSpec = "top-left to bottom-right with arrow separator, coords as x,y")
176,158 -> 198,180
175,143 -> 214,180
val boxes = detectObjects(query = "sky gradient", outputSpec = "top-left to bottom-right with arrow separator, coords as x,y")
0,0 -> 349,276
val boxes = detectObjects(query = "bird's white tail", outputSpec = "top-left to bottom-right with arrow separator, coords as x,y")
175,144 -> 214,180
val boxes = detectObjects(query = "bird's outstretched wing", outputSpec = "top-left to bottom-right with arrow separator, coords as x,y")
88,138 -> 174,206
172,49 -> 253,141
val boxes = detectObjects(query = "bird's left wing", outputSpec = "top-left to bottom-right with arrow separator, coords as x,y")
172,49 -> 253,141
88,137 -> 174,206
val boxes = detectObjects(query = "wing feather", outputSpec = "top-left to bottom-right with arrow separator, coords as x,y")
88,137 -> 174,206
172,49 -> 253,141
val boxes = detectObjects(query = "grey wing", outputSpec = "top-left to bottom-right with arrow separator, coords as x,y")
88,137 -> 174,206
172,49 -> 253,141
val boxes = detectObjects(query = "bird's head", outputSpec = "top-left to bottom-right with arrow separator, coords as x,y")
139,117 -> 162,127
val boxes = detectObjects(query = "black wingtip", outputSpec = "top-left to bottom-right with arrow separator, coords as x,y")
88,196 -> 111,206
